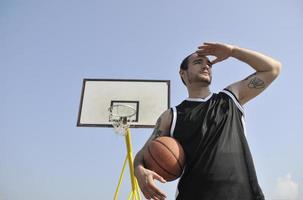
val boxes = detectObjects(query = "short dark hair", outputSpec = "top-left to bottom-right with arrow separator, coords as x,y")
180,53 -> 193,85
180,53 -> 193,70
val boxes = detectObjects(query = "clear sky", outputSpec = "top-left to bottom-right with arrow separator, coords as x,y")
1,0 -> 302,199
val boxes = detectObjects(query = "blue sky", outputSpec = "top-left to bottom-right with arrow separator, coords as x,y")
1,0 -> 302,199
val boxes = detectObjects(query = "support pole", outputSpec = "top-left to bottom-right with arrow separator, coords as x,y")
113,127 -> 141,200
125,128 -> 137,194
113,156 -> 128,200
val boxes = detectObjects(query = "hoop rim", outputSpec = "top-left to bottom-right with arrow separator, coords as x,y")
109,104 -> 137,118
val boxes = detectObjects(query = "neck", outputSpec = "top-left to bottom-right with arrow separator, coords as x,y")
187,83 -> 211,98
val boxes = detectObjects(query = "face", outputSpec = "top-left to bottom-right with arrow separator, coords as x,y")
180,53 -> 212,86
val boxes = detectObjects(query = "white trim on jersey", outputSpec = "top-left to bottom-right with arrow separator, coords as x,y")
186,93 -> 213,102
175,164 -> 187,199
170,107 -> 181,199
221,90 -> 245,115
170,107 -> 177,137
221,89 -> 248,137
175,187 -> 179,199
241,115 -> 247,137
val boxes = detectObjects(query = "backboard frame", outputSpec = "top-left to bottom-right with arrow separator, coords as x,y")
77,78 -> 170,128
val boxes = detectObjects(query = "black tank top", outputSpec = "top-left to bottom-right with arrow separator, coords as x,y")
170,89 -> 265,200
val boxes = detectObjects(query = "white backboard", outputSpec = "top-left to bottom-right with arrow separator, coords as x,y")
77,79 -> 170,128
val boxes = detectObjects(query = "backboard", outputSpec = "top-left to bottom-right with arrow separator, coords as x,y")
77,79 -> 170,128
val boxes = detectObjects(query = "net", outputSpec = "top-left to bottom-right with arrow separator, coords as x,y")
108,104 -> 136,135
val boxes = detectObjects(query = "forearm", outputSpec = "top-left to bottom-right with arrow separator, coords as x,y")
134,149 -> 146,176
231,46 -> 281,75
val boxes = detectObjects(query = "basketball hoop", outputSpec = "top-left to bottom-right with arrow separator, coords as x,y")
76,79 -> 170,200
108,104 -> 136,135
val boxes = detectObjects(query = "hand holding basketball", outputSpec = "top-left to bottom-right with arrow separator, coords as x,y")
135,165 -> 167,200
136,136 -> 185,199
143,136 -> 185,181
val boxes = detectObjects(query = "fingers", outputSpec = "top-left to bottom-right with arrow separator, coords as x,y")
203,42 -> 217,46
152,171 -> 167,183
196,49 -> 212,56
146,174 -> 167,198
196,44 -> 216,56
143,188 -> 166,200
136,168 -> 167,200
198,42 -> 217,49
141,173 -> 167,200
195,49 -> 220,64
196,42 -> 233,64
145,191 -> 165,200
197,45 -> 213,51
195,49 -> 218,65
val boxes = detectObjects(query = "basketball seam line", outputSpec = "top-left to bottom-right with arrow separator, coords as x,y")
148,145 -> 178,177
153,139 -> 184,171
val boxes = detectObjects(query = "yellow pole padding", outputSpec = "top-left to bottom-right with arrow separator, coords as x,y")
113,155 -> 128,200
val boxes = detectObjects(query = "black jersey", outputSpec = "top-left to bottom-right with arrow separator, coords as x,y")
170,89 -> 265,200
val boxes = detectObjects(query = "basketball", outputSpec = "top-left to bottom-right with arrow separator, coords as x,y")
143,136 -> 185,181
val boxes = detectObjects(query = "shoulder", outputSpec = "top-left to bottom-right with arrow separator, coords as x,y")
218,88 -> 239,101
159,109 -> 172,127
152,109 -> 172,135
218,89 -> 245,115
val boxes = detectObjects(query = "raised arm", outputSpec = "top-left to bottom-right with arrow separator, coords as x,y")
196,42 -> 282,105
134,109 -> 172,200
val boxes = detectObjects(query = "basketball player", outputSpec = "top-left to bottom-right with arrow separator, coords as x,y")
134,42 -> 281,200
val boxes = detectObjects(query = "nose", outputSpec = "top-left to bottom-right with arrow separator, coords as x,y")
202,64 -> 210,70
206,61 -> 213,69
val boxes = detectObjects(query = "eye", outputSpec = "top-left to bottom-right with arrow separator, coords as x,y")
194,60 -> 203,64
207,61 -> 213,68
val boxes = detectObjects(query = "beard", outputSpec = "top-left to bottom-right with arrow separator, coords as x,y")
187,71 -> 212,86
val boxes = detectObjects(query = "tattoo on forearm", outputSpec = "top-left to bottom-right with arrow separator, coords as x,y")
244,72 -> 265,89
152,117 -> 163,138
248,77 -> 265,89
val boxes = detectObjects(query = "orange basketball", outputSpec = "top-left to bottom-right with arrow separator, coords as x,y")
143,136 -> 185,181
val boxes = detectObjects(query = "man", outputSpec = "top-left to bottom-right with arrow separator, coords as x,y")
134,42 -> 281,200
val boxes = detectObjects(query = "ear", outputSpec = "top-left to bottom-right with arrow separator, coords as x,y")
179,69 -> 185,77
179,69 -> 188,86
